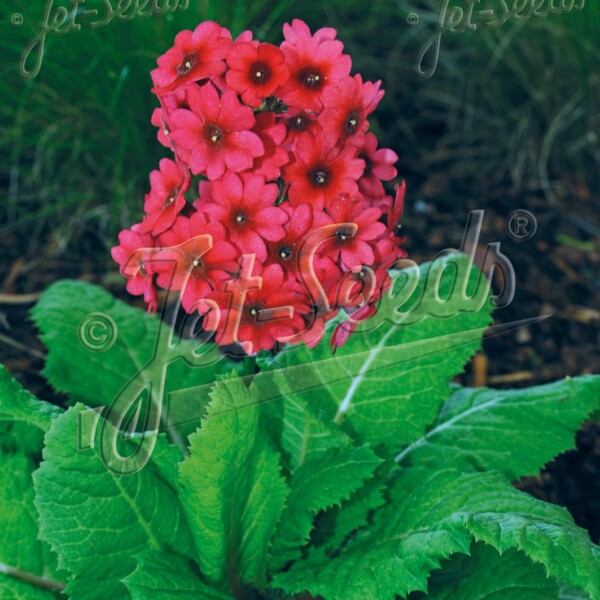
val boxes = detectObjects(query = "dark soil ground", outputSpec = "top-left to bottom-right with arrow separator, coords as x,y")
1,176 -> 599,542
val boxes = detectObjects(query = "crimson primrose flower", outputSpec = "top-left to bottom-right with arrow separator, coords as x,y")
278,19 -> 352,112
201,172 -> 288,262
114,18 -> 408,354
265,203 -> 330,279
321,194 -> 388,269
154,211 -> 239,314
169,84 -> 264,180
357,132 -> 399,200
284,133 -> 365,210
111,225 -> 158,314
139,158 -> 189,236
251,112 -> 290,181
225,41 -> 289,108
205,263 -> 311,354
151,22 -> 232,94
282,109 -> 320,150
318,74 -> 384,148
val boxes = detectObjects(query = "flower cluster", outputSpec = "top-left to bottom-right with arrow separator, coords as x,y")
112,19 -> 406,355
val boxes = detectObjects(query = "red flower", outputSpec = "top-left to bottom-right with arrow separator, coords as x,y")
318,75 -> 384,147
226,42 -> 288,107
357,132 -> 398,199
283,109 -> 320,149
111,225 -> 158,314
373,234 -> 407,272
115,19 -> 409,355
169,84 -> 264,179
330,301 -> 377,352
287,256 -> 343,348
201,173 -> 287,262
266,203 -> 329,278
388,180 -> 406,232
279,19 -> 351,111
251,112 -> 290,180
155,212 -> 239,313
206,263 -> 310,354
321,194 -> 387,269
284,134 -> 364,209
139,159 -> 190,236
151,22 -> 232,94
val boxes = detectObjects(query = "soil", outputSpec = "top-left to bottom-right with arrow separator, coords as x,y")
1,176 -> 599,543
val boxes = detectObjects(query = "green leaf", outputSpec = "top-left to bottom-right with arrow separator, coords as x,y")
123,550 -> 233,599
269,445 -> 382,573
33,404 -> 194,600
31,280 -> 237,435
417,543 -> 581,600
396,376 -> 600,479
0,451 -> 65,599
178,377 -> 289,593
313,462 -> 390,554
256,385 -> 352,473
273,468 -> 600,600
0,365 -> 62,454
260,254 -> 494,452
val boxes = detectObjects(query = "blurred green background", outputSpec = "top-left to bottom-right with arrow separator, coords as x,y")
1,0 -> 598,261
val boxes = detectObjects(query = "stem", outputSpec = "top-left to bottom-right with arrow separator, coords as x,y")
242,355 -> 257,379
0,562 -> 65,593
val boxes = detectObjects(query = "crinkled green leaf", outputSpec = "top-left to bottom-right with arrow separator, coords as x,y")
179,377 -> 289,593
415,543 -> 582,600
0,365 -> 62,453
0,451 -> 65,599
314,461 -> 391,554
123,550 -> 233,600
396,376 -> 600,479
256,384 -> 351,473
31,280 -> 237,434
269,444 -> 381,573
33,404 -> 194,600
262,254 -> 493,452
273,468 -> 600,600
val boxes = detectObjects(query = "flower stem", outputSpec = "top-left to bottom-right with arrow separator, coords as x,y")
242,354 -> 257,379
0,562 -> 65,593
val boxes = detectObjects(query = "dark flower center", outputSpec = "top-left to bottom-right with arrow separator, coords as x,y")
177,54 -> 197,76
234,211 -> 248,225
344,110 -> 360,135
190,256 -> 205,275
297,67 -> 324,90
205,124 -> 224,146
308,165 -> 330,187
335,227 -> 354,243
163,187 -> 179,209
278,246 -> 293,260
245,303 -> 264,322
288,112 -> 311,131
249,61 -> 271,85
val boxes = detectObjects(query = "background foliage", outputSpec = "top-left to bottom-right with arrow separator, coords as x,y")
1,0 -> 598,255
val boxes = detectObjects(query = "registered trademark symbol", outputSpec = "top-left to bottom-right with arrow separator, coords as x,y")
506,210 -> 537,241
407,13 -> 420,25
11,13 -> 24,25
